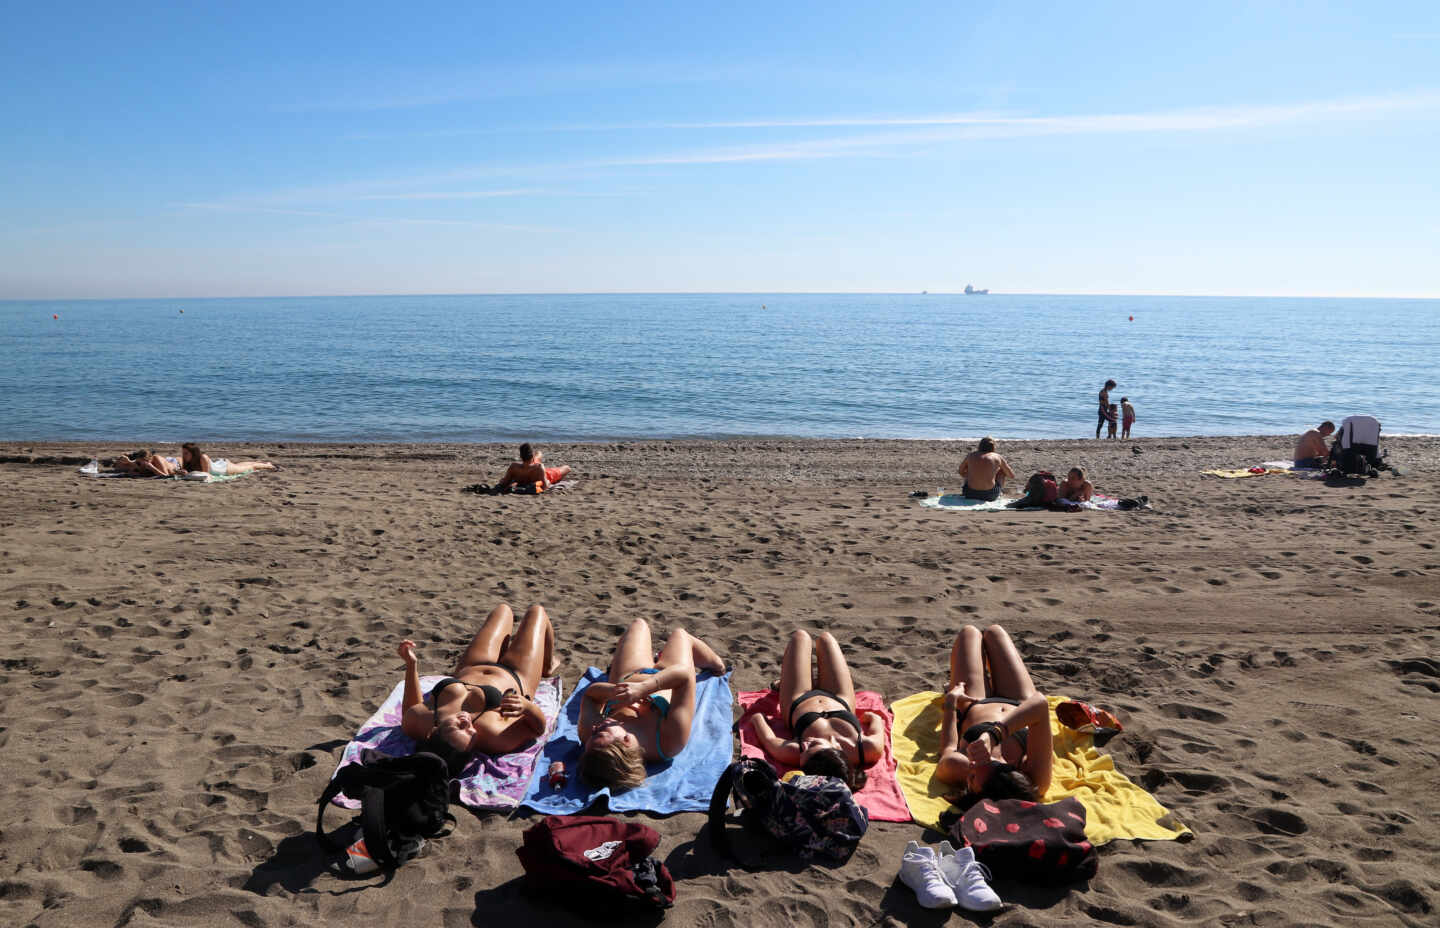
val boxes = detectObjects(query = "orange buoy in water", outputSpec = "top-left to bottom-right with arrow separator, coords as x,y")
52,314 -> 58,319
1128,315 -> 1134,321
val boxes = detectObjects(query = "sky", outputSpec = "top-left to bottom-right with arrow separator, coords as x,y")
2,1 -> 1438,299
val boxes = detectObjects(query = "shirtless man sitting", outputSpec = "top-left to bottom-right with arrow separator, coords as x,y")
958,437 -> 1016,502
494,443 -> 572,492
1056,467 -> 1094,502
1293,421 -> 1335,468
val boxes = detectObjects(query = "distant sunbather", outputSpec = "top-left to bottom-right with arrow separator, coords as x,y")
957,437 -> 1016,502
398,603 -> 557,774
493,443 -> 571,492
578,619 -> 725,792
1293,421 -> 1335,468
180,443 -> 278,476
114,449 -> 181,477
744,629 -> 885,791
937,625 -> 1053,803
1056,467 -> 1094,502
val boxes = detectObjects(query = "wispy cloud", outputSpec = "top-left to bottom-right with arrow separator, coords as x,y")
176,200 -> 544,232
196,90 -> 1440,208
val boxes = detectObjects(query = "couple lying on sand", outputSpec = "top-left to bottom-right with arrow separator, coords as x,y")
112,443 -> 278,477
396,603 -> 1050,806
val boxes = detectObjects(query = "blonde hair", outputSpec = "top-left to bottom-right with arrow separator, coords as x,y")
579,740 -> 646,792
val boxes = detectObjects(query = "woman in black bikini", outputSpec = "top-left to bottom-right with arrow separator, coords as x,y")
398,603 -> 557,774
746,629 -> 885,791
577,617 -> 726,791
937,624 -> 1053,801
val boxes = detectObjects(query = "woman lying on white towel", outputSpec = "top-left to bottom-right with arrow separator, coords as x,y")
180,442 -> 279,476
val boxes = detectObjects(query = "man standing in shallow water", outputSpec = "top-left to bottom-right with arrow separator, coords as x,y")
958,437 -> 1015,502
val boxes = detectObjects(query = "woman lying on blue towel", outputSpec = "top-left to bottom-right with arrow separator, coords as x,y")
577,619 -> 726,792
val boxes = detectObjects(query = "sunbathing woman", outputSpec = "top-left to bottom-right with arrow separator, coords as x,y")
180,443 -> 278,476
118,449 -> 181,476
937,624 -> 1053,802
578,618 -> 725,792
398,603 -> 557,774
746,629 -> 885,791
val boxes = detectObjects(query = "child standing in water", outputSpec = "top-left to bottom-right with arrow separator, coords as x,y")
1120,398 -> 1136,439
1106,403 -> 1119,439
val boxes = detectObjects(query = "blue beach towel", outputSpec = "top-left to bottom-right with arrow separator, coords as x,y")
521,666 -> 734,815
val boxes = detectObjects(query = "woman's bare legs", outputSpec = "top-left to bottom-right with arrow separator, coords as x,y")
607,618 -> 655,680
455,603 -> 515,672
496,604 -> 555,696
983,624 -> 1036,700
655,627 -> 724,674
778,629 -> 814,722
225,461 -> 277,474
813,631 -> 858,709
949,625 -> 988,698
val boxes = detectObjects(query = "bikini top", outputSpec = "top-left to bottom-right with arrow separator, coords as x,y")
790,690 -> 869,767
430,676 -> 504,728
601,668 -> 674,761
958,696 -> 1029,751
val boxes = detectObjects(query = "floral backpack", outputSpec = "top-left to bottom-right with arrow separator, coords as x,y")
707,758 -> 869,867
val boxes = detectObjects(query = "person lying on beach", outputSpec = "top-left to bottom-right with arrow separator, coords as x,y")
493,443 -> 571,492
179,443 -> 278,476
1056,467 -> 1094,502
744,629 -> 885,791
937,624 -> 1053,803
116,449 -> 181,477
1294,421 -> 1335,468
398,603 -> 557,774
577,618 -> 725,792
957,437 -> 1016,502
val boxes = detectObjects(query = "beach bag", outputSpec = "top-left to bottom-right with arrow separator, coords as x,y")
950,797 -> 1097,884
316,751 -> 456,873
707,758 -> 868,866
1025,472 -> 1059,505
516,815 -> 675,910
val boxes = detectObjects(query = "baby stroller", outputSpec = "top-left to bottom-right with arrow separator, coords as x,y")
1328,415 -> 1384,476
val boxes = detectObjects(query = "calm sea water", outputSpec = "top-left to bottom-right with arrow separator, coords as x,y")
1,294 -> 1436,442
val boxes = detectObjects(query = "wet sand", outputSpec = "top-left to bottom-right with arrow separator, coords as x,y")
2,435 -> 1437,927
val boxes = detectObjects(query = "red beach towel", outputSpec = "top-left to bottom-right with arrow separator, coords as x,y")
736,689 -> 912,822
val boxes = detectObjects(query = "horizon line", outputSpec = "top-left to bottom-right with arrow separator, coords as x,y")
4,289 -> 1439,303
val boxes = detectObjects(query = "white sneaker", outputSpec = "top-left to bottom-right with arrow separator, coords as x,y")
899,840 -> 958,909
937,840 -> 1002,912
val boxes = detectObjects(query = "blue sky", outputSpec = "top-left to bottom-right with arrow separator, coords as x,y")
2,1 -> 1437,298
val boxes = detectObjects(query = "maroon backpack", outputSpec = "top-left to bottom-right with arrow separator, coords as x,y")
1026,471 -> 1059,505
516,815 -> 675,910
951,797 -> 1097,884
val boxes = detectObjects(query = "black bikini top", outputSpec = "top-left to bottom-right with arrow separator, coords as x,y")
431,676 -> 504,727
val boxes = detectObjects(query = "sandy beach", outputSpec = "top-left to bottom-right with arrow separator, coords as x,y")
2,435 -> 1437,927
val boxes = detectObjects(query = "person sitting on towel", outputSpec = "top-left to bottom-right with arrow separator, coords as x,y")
577,619 -> 725,792
1293,421 -> 1335,468
493,443 -> 572,492
957,436 -> 1015,502
743,628 -> 885,792
398,603 -> 557,774
937,625 -> 1054,804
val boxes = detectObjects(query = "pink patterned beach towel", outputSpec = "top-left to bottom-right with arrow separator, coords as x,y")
329,674 -> 562,811
736,689 -> 912,822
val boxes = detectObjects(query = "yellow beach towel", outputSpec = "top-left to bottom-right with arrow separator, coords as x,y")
891,692 -> 1190,845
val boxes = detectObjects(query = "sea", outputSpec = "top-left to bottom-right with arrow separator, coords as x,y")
1,294 -> 1436,443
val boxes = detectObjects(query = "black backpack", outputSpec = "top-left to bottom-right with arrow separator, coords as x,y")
316,752 -> 456,871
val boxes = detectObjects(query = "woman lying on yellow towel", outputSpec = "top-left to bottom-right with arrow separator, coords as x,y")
938,624 -> 1054,803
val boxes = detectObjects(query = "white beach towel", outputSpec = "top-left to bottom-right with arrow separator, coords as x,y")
919,493 -> 1018,511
